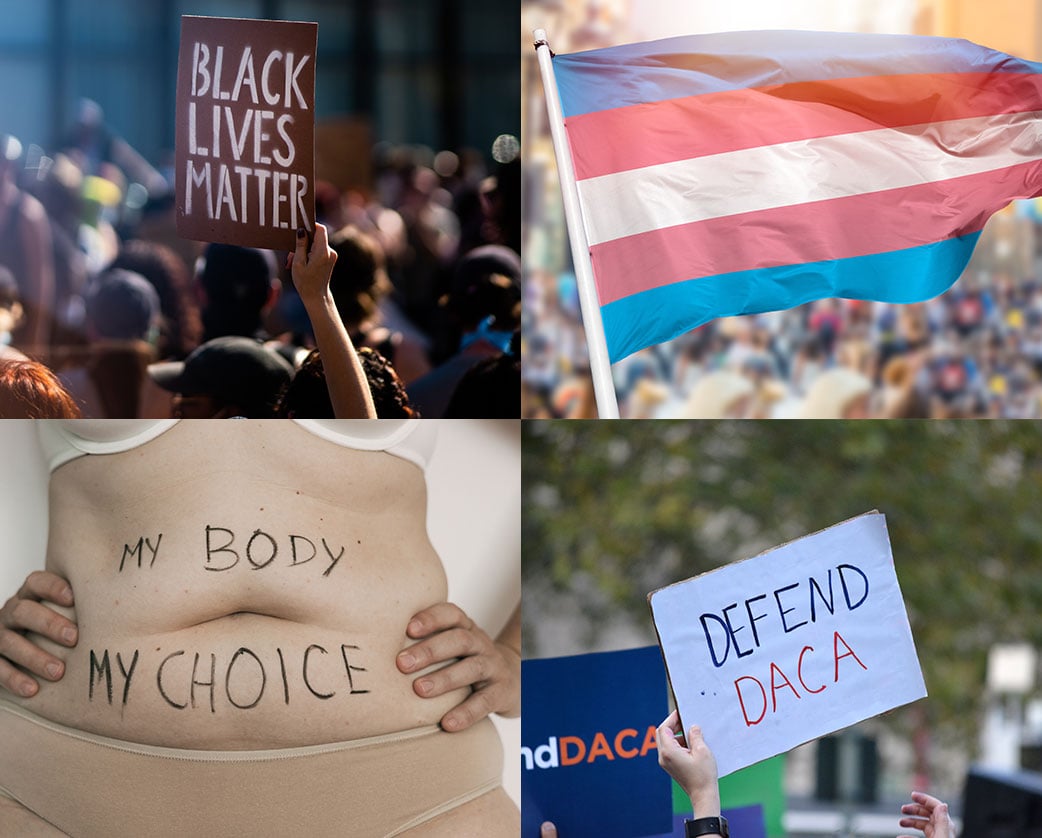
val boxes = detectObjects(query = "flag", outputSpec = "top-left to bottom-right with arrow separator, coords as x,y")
552,30 -> 1042,363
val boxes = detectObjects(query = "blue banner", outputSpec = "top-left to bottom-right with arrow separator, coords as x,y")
521,646 -> 673,837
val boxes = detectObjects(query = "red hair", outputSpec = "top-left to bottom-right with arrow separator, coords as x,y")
0,360 -> 82,418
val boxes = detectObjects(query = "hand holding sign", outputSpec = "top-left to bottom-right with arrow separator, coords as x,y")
649,512 -> 926,778
656,711 -> 721,818
176,16 -> 317,250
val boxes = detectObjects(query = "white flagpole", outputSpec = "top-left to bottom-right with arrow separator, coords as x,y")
533,28 -> 621,419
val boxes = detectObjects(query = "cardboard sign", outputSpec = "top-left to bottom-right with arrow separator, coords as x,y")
521,647 -> 673,838
175,16 -> 317,250
649,512 -> 926,778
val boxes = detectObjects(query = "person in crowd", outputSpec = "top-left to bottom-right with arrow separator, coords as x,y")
195,243 -> 280,344
148,334 -> 294,419
56,267 -> 163,418
0,359 -> 80,418
0,135 -> 54,353
407,245 -> 521,418
444,332 -> 521,418
0,267 -> 28,361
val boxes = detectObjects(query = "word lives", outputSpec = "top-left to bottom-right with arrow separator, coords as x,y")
89,642 -> 368,712
176,17 -> 317,249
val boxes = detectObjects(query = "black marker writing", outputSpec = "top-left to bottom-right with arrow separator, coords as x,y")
341,644 -> 369,694
203,525 -> 347,576
226,647 -> 266,709
119,534 -> 163,571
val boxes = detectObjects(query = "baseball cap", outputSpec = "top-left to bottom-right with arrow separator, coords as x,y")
148,336 -> 292,417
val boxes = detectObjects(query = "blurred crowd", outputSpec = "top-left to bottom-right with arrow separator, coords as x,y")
0,102 -> 521,419
522,248 -> 1042,419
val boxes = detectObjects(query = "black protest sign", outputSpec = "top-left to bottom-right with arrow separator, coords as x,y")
175,16 -> 317,250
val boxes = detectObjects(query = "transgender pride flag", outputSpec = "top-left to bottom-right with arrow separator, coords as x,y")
547,30 -> 1042,364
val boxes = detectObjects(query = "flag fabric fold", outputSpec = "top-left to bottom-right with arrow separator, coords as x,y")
551,30 -> 1042,363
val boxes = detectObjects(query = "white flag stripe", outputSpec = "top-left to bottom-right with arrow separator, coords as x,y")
576,110 -> 1042,247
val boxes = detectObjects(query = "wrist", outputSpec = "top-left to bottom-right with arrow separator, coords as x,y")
690,790 -> 721,818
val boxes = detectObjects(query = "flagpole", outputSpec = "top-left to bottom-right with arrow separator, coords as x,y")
533,28 -> 621,419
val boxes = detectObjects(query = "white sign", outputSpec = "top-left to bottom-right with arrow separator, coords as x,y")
648,512 -> 926,777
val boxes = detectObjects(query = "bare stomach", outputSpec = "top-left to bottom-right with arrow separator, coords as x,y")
17,613 -> 464,749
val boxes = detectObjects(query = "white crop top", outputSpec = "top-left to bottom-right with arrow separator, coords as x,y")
36,420 -> 437,473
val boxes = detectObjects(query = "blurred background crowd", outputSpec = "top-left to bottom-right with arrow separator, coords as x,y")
521,0 -> 1042,419
0,0 -> 521,418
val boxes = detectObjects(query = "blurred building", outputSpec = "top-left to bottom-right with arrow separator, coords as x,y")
0,0 -> 519,171
916,0 -> 1042,58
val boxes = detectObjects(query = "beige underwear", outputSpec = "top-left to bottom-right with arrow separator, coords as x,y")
0,699 -> 502,837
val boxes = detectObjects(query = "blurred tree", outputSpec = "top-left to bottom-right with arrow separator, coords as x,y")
523,420 -> 1042,760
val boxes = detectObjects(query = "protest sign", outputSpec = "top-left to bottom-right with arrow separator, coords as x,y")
649,512 -> 926,778
521,646 -> 673,838
175,16 -> 317,250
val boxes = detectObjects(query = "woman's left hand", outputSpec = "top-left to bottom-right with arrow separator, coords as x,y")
396,602 -> 521,732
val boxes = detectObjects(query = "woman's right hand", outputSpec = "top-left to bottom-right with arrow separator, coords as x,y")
0,571 -> 77,697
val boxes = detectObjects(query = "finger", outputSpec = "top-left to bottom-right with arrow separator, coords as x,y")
397,627 -> 484,673
10,600 -> 77,646
311,221 -> 328,255
406,602 -> 470,638
0,656 -> 39,697
687,724 -> 705,744
898,817 -> 928,827
901,804 -> 928,816
440,687 -> 494,732
412,654 -> 496,699
911,791 -> 943,809
19,571 -> 73,607
0,631 -> 65,681
659,709 -> 680,732
541,822 -> 558,838
294,226 -> 308,267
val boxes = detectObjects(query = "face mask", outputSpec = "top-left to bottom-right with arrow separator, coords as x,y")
460,316 -> 513,353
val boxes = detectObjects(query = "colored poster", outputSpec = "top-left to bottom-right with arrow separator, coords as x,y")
521,646 -> 673,837
649,512 -> 926,777
175,15 -> 317,250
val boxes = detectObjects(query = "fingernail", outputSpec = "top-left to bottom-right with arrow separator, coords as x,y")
296,227 -> 306,238
408,619 -> 423,635
62,627 -> 77,644
443,715 -> 460,731
398,652 -> 416,670
19,680 -> 37,697
61,586 -> 73,602
417,678 -> 433,695
46,662 -> 62,678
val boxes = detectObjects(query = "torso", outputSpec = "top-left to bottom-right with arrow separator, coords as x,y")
12,421 -> 467,749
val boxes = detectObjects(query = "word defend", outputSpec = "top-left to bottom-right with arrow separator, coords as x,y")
648,512 -> 927,778
176,16 -> 317,250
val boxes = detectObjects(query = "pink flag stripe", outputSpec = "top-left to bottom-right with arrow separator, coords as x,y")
590,160 -> 1042,307
567,71 -> 1042,181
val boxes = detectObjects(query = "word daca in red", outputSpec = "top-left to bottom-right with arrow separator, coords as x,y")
700,563 -> 870,668
733,630 -> 868,726
521,726 -> 658,770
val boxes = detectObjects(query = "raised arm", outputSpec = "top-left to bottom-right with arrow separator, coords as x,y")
290,223 -> 376,418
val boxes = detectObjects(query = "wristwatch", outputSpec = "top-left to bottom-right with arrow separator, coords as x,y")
684,815 -> 729,837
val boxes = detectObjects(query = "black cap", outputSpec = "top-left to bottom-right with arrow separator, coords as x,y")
148,336 -> 292,417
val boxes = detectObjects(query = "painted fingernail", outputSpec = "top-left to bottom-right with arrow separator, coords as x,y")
62,627 -> 77,644
417,678 -> 433,695
46,662 -> 62,678
296,227 -> 306,238
398,652 -> 416,670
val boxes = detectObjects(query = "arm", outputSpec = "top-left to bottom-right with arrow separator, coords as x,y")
291,224 -> 376,418
18,194 -> 55,352
396,601 -> 521,731
0,571 -> 77,696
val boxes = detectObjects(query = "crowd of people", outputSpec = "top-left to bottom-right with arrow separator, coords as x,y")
522,252 -> 1042,419
0,104 -> 521,418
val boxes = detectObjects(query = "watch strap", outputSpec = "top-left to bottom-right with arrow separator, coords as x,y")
685,815 -> 728,837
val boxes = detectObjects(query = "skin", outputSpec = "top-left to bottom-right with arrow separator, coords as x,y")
289,224 -> 377,419
0,571 -> 521,733
541,715 -> 954,838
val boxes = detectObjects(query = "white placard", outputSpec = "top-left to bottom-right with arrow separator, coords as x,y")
649,512 -> 926,777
